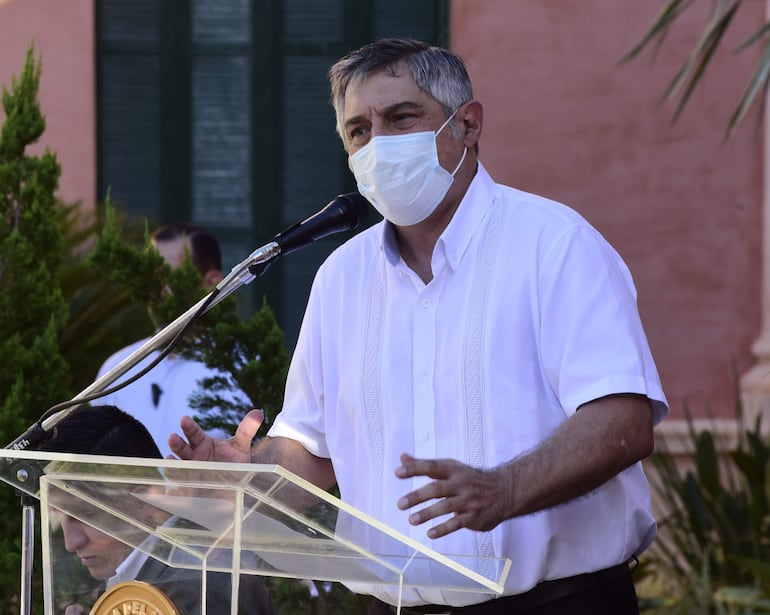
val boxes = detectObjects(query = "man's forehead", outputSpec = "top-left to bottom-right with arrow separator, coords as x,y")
344,71 -> 431,118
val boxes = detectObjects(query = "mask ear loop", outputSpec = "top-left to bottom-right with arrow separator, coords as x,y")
450,146 -> 468,177
435,108 -> 459,137
435,107 -> 467,176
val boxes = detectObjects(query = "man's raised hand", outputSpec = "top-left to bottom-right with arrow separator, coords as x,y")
168,409 -> 265,463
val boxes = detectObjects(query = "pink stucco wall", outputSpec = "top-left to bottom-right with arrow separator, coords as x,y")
0,0 -> 95,209
451,1 -> 765,419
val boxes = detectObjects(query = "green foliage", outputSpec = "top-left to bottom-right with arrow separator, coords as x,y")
186,297 -> 289,436
0,46 -> 69,614
57,201 -> 153,393
640,404 -> 770,614
263,578 -> 372,614
88,202 -> 290,434
0,50 -> 45,160
89,202 -> 169,314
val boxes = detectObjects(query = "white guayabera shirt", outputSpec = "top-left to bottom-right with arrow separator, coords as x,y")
270,163 -> 668,607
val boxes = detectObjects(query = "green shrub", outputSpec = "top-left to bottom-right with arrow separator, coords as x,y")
640,399 -> 770,613
0,45 -> 70,615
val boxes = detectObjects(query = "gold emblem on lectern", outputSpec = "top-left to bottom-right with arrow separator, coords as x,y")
89,580 -> 179,615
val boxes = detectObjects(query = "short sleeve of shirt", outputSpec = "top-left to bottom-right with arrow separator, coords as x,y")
539,225 -> 667,423
269,269 -> 332,458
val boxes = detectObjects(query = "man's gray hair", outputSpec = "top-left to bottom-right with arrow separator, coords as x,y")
329,38 -> 473,140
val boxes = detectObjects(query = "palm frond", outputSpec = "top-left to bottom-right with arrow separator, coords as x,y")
622,0 -> 770,138
662,1 -> 740,120
726,35 -> 770,139
621,0 -> 695,63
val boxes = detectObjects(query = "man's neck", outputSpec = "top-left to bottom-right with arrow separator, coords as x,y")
394,190 -> 465,284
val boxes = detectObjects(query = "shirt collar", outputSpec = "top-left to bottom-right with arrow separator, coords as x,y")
105,516 -> 177,589
437,162 -> 496,271
378,162 -> 497,271
380,220 -> 400,266
107,546 -> 150,589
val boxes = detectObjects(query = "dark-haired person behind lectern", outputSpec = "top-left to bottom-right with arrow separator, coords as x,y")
37,404 -> 276,615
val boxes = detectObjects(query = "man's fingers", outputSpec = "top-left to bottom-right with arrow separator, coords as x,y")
426,515 -> 464,539
168,415 -> 215,461
395,455 -> 503,538
180,414 -> 205,443
233,409 -> 264,451
167,416 -> 201,458
167,411 -> 265,464
396,455 -> 452,479
167,433 -> 191,458
398,479 -> 448,510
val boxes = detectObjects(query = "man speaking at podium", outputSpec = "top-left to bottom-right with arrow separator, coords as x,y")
170,38 -> 668,615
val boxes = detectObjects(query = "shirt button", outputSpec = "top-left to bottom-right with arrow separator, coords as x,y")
421,299 -> 431,308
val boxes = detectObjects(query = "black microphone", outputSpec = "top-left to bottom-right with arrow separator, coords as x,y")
272,192 -> 370,256
242,192 -> 369,278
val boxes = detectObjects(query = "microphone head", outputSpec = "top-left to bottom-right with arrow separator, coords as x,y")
273,192 -> 372,256
247,192 -> 372,278
328,192 -> 371,231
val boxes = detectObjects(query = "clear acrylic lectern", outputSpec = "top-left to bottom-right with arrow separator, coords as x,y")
0,449 -> 510,614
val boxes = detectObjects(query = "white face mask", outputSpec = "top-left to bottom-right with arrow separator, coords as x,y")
348,110 -> 468,226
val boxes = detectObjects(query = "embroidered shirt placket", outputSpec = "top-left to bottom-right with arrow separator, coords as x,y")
463,199 -> 504,578
362,256 -> 387,520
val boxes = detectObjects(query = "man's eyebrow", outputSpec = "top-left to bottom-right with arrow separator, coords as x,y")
344,101 -> 426,131
382,101 -> 425,115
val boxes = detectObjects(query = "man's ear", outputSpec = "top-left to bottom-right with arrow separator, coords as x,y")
203,269 -> 223,289
459,100 -> 483,149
